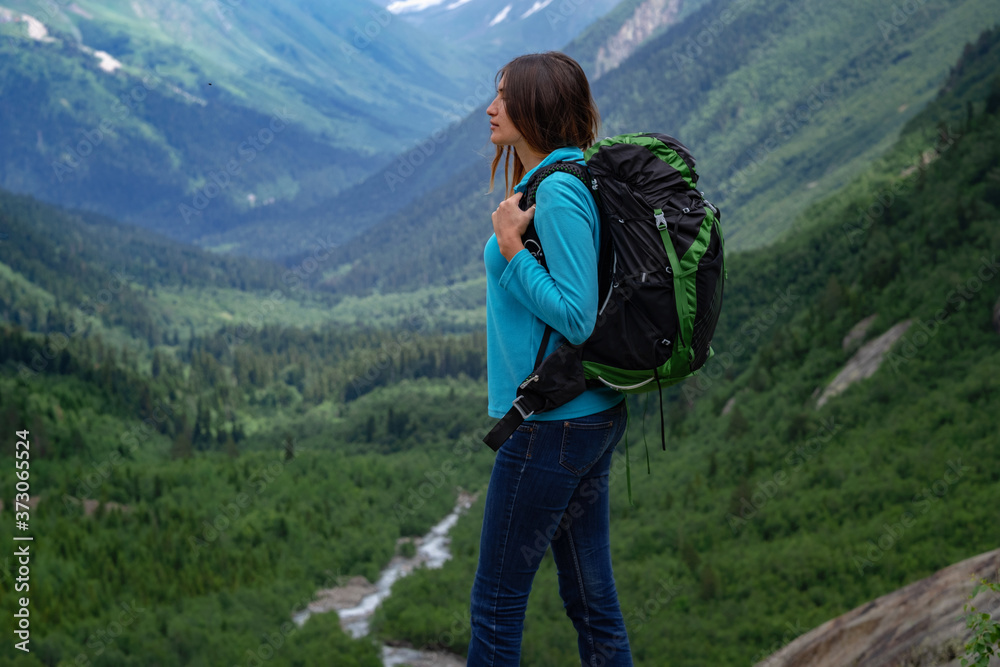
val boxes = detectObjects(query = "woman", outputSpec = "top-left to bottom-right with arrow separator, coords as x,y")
468,51 -> 633,666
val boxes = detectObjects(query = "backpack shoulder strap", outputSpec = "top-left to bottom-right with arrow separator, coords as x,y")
520,161 -> 593,210
519,161 -> 595,272
515,161 -> 592,414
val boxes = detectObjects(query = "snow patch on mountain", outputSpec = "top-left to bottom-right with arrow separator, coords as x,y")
387,0 -> 450,13
520,0 -> 554,19
0,8 -> 56,42
488,4 -> 512,26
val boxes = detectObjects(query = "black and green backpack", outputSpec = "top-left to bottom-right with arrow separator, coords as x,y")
483,133 -> 727,475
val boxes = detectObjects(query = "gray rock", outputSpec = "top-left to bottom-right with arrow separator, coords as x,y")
755,548 -> 1000,667
843,314 -> 879,351
817,320 -> 913,408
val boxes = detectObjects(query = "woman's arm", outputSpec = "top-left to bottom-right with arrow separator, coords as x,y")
496,173 -> 599,345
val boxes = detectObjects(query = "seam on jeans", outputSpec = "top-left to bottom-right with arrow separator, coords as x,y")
489,427 -> 534,664
566,524 -> 597,665
515,423 -> 536,459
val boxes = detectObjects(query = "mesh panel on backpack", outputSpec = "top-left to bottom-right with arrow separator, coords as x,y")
690,215 -> 725,370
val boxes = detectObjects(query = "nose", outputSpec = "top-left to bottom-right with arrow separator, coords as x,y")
487,97 -> 498,117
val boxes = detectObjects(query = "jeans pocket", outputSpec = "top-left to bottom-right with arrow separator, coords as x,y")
559,418 -> 615,476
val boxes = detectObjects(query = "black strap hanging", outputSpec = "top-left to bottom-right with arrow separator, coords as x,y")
653,366 -> 666,451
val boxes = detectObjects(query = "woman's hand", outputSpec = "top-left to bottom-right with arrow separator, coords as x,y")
492,192 -> 535,261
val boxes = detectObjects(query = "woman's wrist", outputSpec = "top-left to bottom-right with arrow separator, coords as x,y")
497,234 -> 525,261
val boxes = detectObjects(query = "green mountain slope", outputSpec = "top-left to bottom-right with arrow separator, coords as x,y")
318,0 -> 998,294
0,0 -> 496,242
593,0 -> 998,249
199,0 -> 707,262
0,23 -> 997,667
0,37 -> 384,244
365,25 -> 1000,664
192,102 -> 499,260
2,0 -> 488,156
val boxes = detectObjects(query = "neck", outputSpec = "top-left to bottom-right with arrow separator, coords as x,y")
514,139 -> 545,174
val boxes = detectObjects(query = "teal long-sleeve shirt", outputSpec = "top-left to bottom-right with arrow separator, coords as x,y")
484,147 -> 622,420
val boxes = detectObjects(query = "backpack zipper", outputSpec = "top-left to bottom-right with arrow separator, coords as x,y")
597,252 -> 618,316
595,376 -> 656,391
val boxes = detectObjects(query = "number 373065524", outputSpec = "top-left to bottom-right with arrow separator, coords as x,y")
15,430 -> 30,520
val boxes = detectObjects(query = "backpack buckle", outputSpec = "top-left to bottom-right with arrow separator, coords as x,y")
655,212 -> 667,231
512,395 -> 534,420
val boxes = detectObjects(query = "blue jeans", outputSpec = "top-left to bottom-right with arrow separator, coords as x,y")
468,400 -> 633,666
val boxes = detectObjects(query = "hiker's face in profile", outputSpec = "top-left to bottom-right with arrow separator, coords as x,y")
487,76 -> 522,147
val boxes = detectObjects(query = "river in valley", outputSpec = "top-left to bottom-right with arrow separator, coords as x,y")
292,491 -> 475,666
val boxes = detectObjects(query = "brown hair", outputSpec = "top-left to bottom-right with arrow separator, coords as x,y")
489,52 -> 601,197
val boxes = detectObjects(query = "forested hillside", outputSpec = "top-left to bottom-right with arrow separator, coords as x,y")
0,36 -> 381,242
367,26 -> 1000,664
0,5 -> 998,667
0,194 -> 494,664
316,0 -> 997,294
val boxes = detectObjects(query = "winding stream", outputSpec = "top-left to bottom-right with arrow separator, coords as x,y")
292,492 -> 475,666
